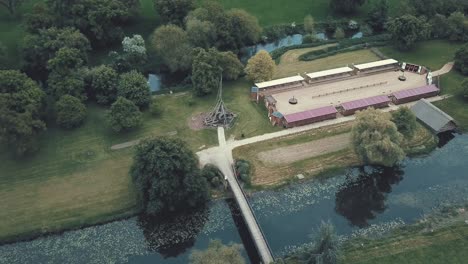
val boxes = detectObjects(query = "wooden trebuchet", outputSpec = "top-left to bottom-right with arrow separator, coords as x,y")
204,76 -> 235,128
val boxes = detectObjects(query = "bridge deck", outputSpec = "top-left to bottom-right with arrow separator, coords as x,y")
214,127 -> 274,264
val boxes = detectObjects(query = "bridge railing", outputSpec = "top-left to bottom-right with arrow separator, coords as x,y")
230,163 -> 275,262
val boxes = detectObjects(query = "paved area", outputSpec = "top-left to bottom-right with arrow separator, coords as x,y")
433,62 -> 454,76
273,71 -> 427,115
257,133 -> 351,165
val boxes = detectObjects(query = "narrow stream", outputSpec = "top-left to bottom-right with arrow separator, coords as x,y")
1,134 -> 467,264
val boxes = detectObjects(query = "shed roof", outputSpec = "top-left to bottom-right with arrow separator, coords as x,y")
284,106 -> 337,123
410,99 -> 455,132
148,74 -> 161,92
392,85 -> 439,100
341,95 -> 390,111
271,111 -> 283,118
255,75 -> 304,89
354,59 -> 398,70
306,66 -> 353,79
265,95 -> 277,104
251,86 -> 258,93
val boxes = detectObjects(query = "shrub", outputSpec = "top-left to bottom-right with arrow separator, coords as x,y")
236,159 -> 252,186
149,99 -> 163,117
107,97 -> 142,132
201,164 -> 223,188
56,95 -> 87,129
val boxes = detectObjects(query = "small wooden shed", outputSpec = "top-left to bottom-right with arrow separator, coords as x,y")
410,99 -> 457,134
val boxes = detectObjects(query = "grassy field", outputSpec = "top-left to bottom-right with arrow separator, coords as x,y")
434,72 -> 468,131
379,40 -> 463,70
274,48 -> 380,78
342,221 -> 468,264
0,77 -> 279,242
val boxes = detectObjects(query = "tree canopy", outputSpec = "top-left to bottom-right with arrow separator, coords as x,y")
55,95 -> 87,129
154,0 -> 194,26
330,0 -> 365,14
0,70 -> 46,155
0,0 -> 23,14
387,15 -> 431,50
454,43 -> 468,76
366,0 -> 389,32
461,78 -> 468,99
218,51 -> 244,81
86,65 -> 118,104
192,48 -> 222,96
190,240 -> 245,264
245,50 -> 276,82
117,70 -> 151,109
152,24 -> 192,72
391,107 -> 418,138
351,108 -> 405,167
106,97 -> 142,132
130,137 -> 210,215
304,15 -> 315,34
186,17 -> 217,49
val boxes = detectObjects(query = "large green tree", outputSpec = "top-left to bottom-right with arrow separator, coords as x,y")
154,0 -> 194,26
117,70 -> 151,108
245,50 -> 276,82
447,11 -> 466,41
454,43 -> 468,75
151,24 -> 192,72
461,78 -> 468,99
430,14 -> 451,39
366,0 -> 389,32
22,27 -> 90,80
46,0 -> 138,45
106,97 -> 142,132
190,240 -> 245,264
351,108 -> 405,167
387,15 -> 431,50
55,95 -> 87,129
130,137 -> 210,215
186,17 -> 217,49
218,51 -> 243,81
0,70 -> 46,155
391,107 -> 418,138
192,48 -> 222,96
0,0 -> 23,14
24,3 -> 55,33
330,0 -> 365,14
86,65 -> 118,105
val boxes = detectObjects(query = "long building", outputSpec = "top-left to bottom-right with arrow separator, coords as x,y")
353,59 -> 399,73
283,106 -> 337,127
340,95 -> 390,116
305,66 -> 353,83
391,84 -> 440,104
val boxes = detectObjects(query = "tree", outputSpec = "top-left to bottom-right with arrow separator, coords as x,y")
47,47 -> 84,74
192,48 -> 222,96
313,222 -> 340,264
0,70 -> 46,155
430,14 -> 450,39
447,11 -> 465,41
190,240 -> 245,264
391,107 -> 418,138
304,15 -> 315,34
387,15 -> 431,50
154,0 -> 194,25
351,108 -> 405,167
22,27 -> 90,80
151,24 -> 192,72
186,17 -> 217,49
107,97 -> 142,132
24,3 -> 55,33
55,95 -> 87,129
454,44 -> 468,75
366,0 -> 389,32
201,165 -> 223,188
0,0 -> 23,14
245,50 -> 276,82
117,70 -> 151,108
130,137 -> 210,215
330,0 -> 365,14
87,65 -> 118,105
121,34 -> 148,71
333,27 -> 345,40
218,51 -> 243,81
46,0 -> 137,46
461,78 -> 468,99
0,42 -> 6,69
226,9 -> 262,51
149,98 -> 163,117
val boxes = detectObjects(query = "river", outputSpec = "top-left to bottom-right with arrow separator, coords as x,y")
1,133 -> 467,263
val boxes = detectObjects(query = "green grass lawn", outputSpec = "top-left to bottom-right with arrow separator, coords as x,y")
0,77 -> 279,242
379,40 -> 463,70
434,72 -> 468,131
342,222 -> 468,264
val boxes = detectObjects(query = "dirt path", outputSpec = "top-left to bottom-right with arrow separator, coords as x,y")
257,133 -> 351,165
432,62 -> 454,76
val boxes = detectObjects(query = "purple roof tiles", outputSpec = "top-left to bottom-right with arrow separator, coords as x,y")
392,85 -> 439,100
284,106 -> 337,123
341,95 -> 390,111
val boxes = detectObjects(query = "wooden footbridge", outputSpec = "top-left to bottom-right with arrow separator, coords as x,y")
197,127 -> 274,264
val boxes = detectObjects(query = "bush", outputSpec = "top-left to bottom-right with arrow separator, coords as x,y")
149,99 -> 163,117
201,164 -> 223,188
333,27 -> 345,39
56,95 -> 87,129
107,97 -> 142,132
236,159 -> 252,186
462,78 -> 468,99
302,34 -> 321,44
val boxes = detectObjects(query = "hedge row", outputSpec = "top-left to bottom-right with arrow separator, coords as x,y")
270,40 -> 336,61
298,34 -> 392,61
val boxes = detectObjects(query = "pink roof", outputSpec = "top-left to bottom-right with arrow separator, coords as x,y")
392,85 -> 439,100
284,106 -> 337,123
341,95 -> 390,111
